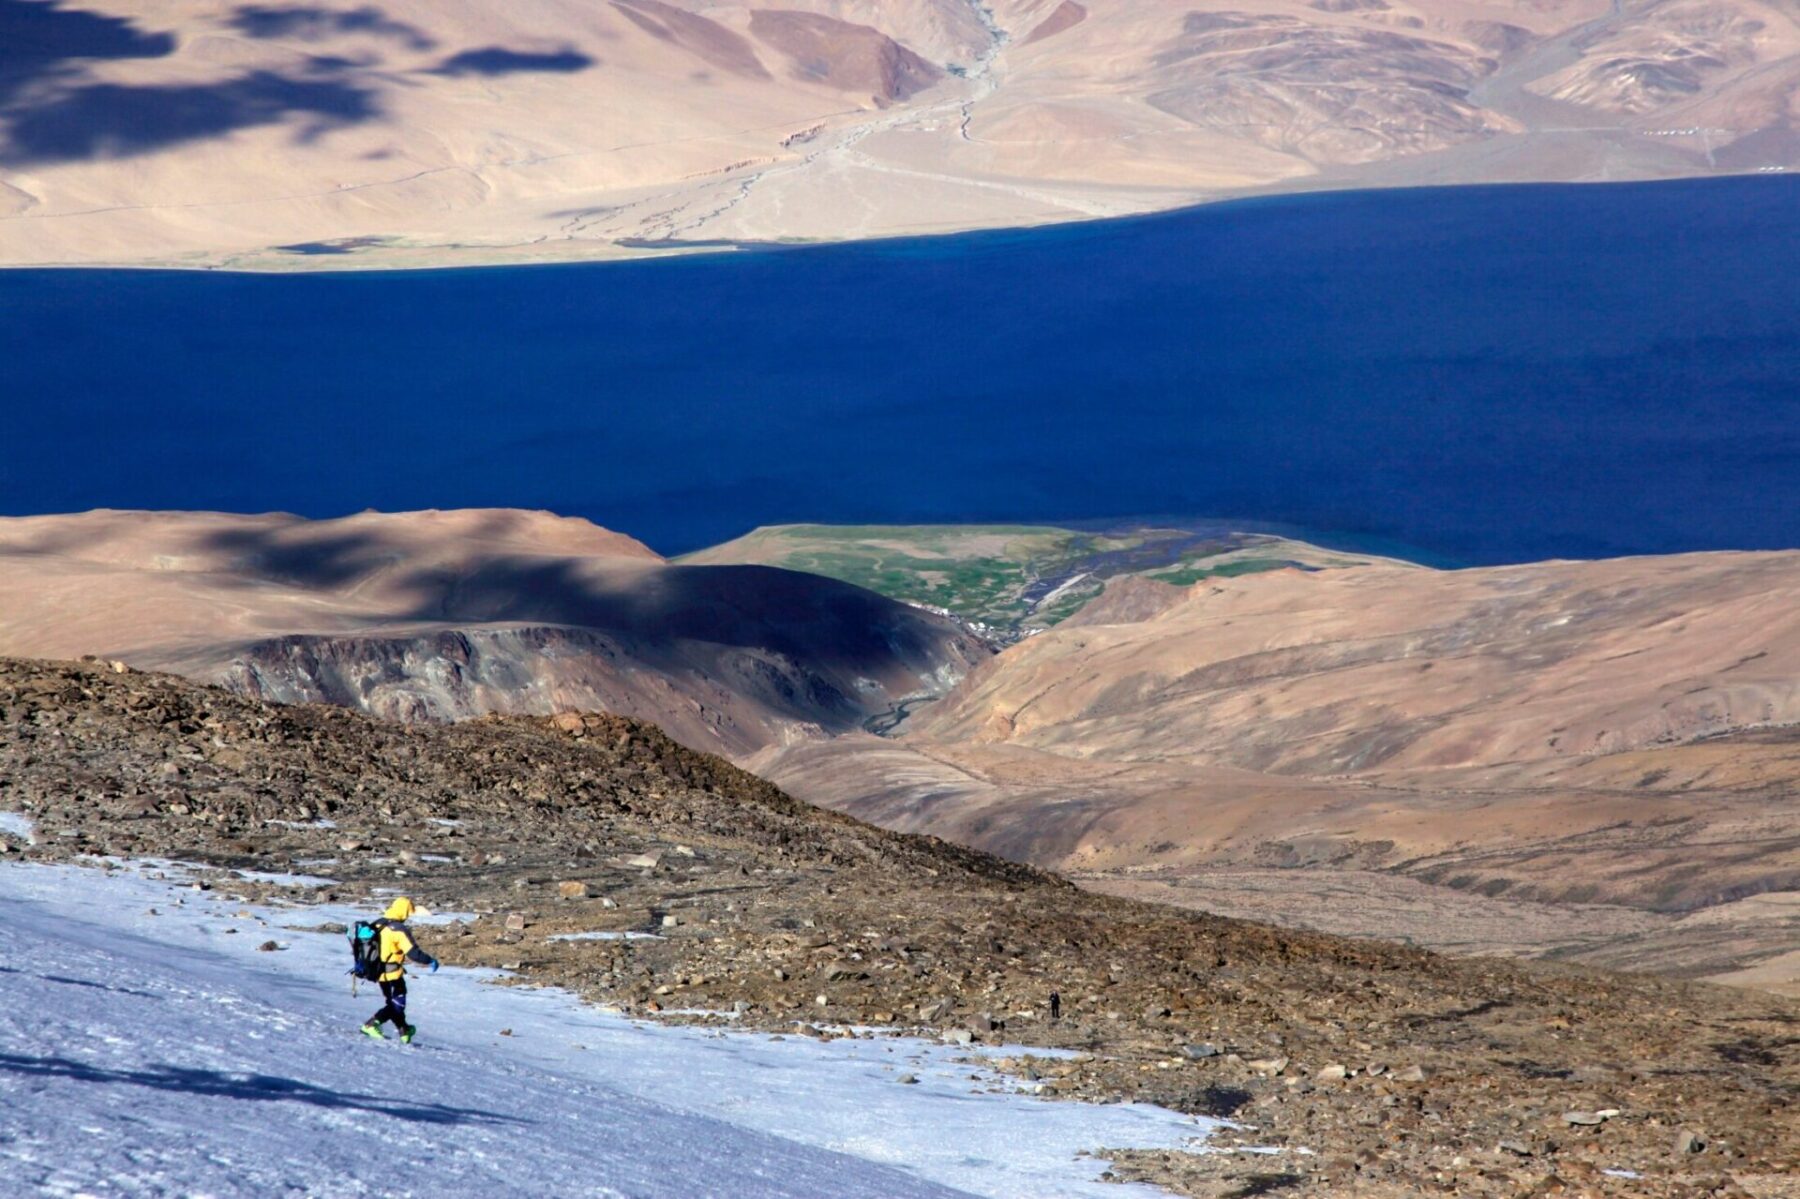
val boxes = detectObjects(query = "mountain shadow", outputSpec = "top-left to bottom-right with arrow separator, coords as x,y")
0,67 -> 379,165
194,521 -> 958,679
430,46 -> 595,77
0,965 -> 158,1000
0,0 -> 175,105
226,4 -> 435,50
0,1052 -> 524,1125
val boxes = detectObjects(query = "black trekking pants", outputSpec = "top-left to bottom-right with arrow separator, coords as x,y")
368,977 -> 409,1029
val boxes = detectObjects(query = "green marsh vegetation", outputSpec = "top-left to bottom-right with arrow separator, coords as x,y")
681,524 -> 1403,636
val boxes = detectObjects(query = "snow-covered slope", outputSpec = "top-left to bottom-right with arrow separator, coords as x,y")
0,862 -> 1215,1198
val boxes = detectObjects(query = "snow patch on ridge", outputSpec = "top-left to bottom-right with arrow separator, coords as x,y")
0,811 -> 36,843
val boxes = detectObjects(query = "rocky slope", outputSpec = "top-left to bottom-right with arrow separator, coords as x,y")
1,657 -> 1796,1197
0,509 -> 989,756
3,0 -> 1795,267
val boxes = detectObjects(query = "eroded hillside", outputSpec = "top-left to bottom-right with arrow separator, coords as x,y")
752,552 -> 1800,988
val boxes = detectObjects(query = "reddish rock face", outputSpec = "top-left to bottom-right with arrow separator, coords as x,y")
612,0 -> 772,79
748,10 -> 943,101
1020,0 -> 1087,46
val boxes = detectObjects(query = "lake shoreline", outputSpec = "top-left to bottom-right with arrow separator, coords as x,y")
3,171 -> 1786,276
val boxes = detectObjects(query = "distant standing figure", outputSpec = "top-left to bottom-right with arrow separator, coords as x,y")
360,897 -> 438,1044
1049,991 -> 1061,1022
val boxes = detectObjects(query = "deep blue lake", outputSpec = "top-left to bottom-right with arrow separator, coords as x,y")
3,176 -> 1797,563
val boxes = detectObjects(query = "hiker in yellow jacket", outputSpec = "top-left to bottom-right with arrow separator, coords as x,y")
361,897 -> 438,1044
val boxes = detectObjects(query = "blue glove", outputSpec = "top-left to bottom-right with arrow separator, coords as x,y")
429,958 -> 440,973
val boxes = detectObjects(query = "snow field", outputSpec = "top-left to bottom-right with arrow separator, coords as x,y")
0,861 -> 1220,1198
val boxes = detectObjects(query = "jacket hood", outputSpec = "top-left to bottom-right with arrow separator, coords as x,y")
384,897 -> 415,922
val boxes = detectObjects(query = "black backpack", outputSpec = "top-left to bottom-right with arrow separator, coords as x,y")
349,918 -> 388,982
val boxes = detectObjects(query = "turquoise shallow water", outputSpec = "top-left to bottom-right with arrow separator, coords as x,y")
2,175 -> 1796,561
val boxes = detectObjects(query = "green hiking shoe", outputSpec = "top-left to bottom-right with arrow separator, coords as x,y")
399,1025 -> 416,1044
360,1023 -> 386,1040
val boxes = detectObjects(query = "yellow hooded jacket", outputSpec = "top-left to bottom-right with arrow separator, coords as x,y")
376,897 -> 431,983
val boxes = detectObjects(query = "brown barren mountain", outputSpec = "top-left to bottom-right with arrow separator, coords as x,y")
1,0 -> 1795,267
910,554 -> 1800,771
0,509 -> 988,755
751,553 -> 1800,991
